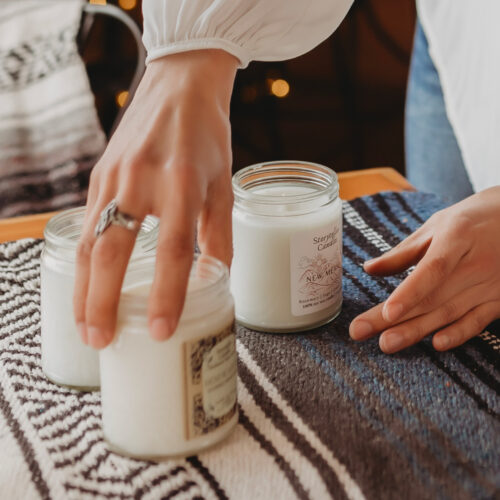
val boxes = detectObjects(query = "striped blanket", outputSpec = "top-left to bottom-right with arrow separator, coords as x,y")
0,0 -> 106,218
0,191 -> 498,499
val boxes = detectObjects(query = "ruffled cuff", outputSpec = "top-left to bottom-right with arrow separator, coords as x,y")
142,0 -> 354,69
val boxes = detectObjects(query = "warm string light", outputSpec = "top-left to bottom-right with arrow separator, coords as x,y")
116,90 -> 129,108
89,0 -> 107,5
268,78 -> 290,98
118,0 -> 137,10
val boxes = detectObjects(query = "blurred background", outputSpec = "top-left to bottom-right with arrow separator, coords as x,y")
83,0 -> 416,175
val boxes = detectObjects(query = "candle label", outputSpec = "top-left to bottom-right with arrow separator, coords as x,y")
183,323 -> 237,440
290,225 -> 342,316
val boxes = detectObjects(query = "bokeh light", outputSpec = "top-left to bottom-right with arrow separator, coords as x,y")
116,90 -> 129,108
118,0 -> 137,10
269,79 -> 290,98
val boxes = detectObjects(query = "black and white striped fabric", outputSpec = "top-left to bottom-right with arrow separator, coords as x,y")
0,0 -> 106,218
0,191 -> 499,499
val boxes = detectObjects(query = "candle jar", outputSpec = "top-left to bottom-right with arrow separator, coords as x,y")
231,161 -> 343,332
100,254 -> 238,459
40,207 -> 158,390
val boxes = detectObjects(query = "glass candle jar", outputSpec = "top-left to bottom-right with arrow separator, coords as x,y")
231,161 -> 343,332
40,207 -> 158,390
100,254 -> 238,459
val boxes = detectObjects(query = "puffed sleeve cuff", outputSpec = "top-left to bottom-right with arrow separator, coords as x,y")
145,38 -> 253,68
142,0 -> 354,69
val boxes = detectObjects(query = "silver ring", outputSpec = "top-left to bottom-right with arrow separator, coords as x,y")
94,199 -> 141,237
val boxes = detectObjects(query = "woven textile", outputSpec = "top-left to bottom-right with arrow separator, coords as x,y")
0,191 -> 498,500
0,0 -> 106,218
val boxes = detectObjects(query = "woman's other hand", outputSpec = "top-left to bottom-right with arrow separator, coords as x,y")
73,50 -> 238,349
350,186 -> 500,353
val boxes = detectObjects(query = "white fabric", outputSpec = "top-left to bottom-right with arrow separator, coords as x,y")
415,1 -> 500,192
142,0 -> 353,68
142,0 -> 499,192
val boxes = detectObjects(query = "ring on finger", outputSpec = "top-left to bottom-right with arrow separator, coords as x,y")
94,199 -> 141,237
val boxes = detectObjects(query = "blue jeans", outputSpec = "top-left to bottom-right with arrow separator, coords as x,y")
405,21 -> 474,204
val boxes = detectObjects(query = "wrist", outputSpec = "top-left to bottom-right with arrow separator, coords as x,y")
143,49 -> 238,109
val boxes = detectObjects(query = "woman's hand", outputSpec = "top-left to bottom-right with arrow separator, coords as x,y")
350,186 -> 500,353
73,50 -> 238,349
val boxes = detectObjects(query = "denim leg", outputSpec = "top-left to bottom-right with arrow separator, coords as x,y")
405,21 -> 474,204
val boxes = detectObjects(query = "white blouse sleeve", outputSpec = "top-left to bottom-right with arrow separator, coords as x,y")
142,0 -> 354,68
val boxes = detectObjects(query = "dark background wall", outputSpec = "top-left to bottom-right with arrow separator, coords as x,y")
82,0 -> 416,175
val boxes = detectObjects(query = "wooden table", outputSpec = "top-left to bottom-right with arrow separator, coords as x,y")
0,167 -> 413,243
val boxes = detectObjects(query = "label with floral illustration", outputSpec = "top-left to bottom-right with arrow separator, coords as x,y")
290,225 -> 342,316
183,323 -> 237,440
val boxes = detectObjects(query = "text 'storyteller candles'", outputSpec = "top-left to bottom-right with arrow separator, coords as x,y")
99,254 -> 238,459
231,161 -> 343,332
40,208 -> 159,390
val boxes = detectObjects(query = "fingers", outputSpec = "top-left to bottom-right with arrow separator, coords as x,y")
148,188 -> 199,342
349,302 -> 385,341
350,285 -> 493,354
378,291 -> 471,354
74,194 -> 143,349
73,191 -> 111,345
363,231 -> 430,276
85,223 -> 139,348
432,301 -> 500,351
350,260 -> 479,341
197,177 -> 233,268
380,238 -> 468,323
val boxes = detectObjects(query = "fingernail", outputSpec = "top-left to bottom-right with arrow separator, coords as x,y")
77,323 -> 87,344
350,320 -> 373,340
383,302 -> 404,322
88,326 -> 109,350
381,332 -> 405,353
434,335 -> 450,351
151,318 -> 175,341
364,258 -> 376,267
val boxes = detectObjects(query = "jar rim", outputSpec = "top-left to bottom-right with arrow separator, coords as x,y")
44,207 -> 159,252
232,161 -> 338,206
118,253 -> 230,320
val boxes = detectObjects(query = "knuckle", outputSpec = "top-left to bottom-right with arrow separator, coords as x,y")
88,167 -> 99,186
92,240 -> 120,267
427,211 -> 441,225
441,300 -> 458,324
449,214 -> 471,236
429,256 -> 448,280
157,233 -> 193,260
410,322 -> 425,341
120,157 -> 141,178
419,293 -> 435,311
171,160 -> 199,185
471,312 -> 486,334
76,239 -> 93,263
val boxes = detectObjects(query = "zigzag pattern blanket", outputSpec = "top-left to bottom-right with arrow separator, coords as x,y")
0,191 -> 498,499
0,1 -> 105,218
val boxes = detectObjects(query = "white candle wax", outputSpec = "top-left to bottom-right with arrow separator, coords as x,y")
40,208 -> 158,390
41,264 -> 100,388
100,256 -> 238,459
231,162 -> 343,332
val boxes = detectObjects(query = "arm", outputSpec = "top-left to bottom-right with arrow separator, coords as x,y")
74,0 -> 354,348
